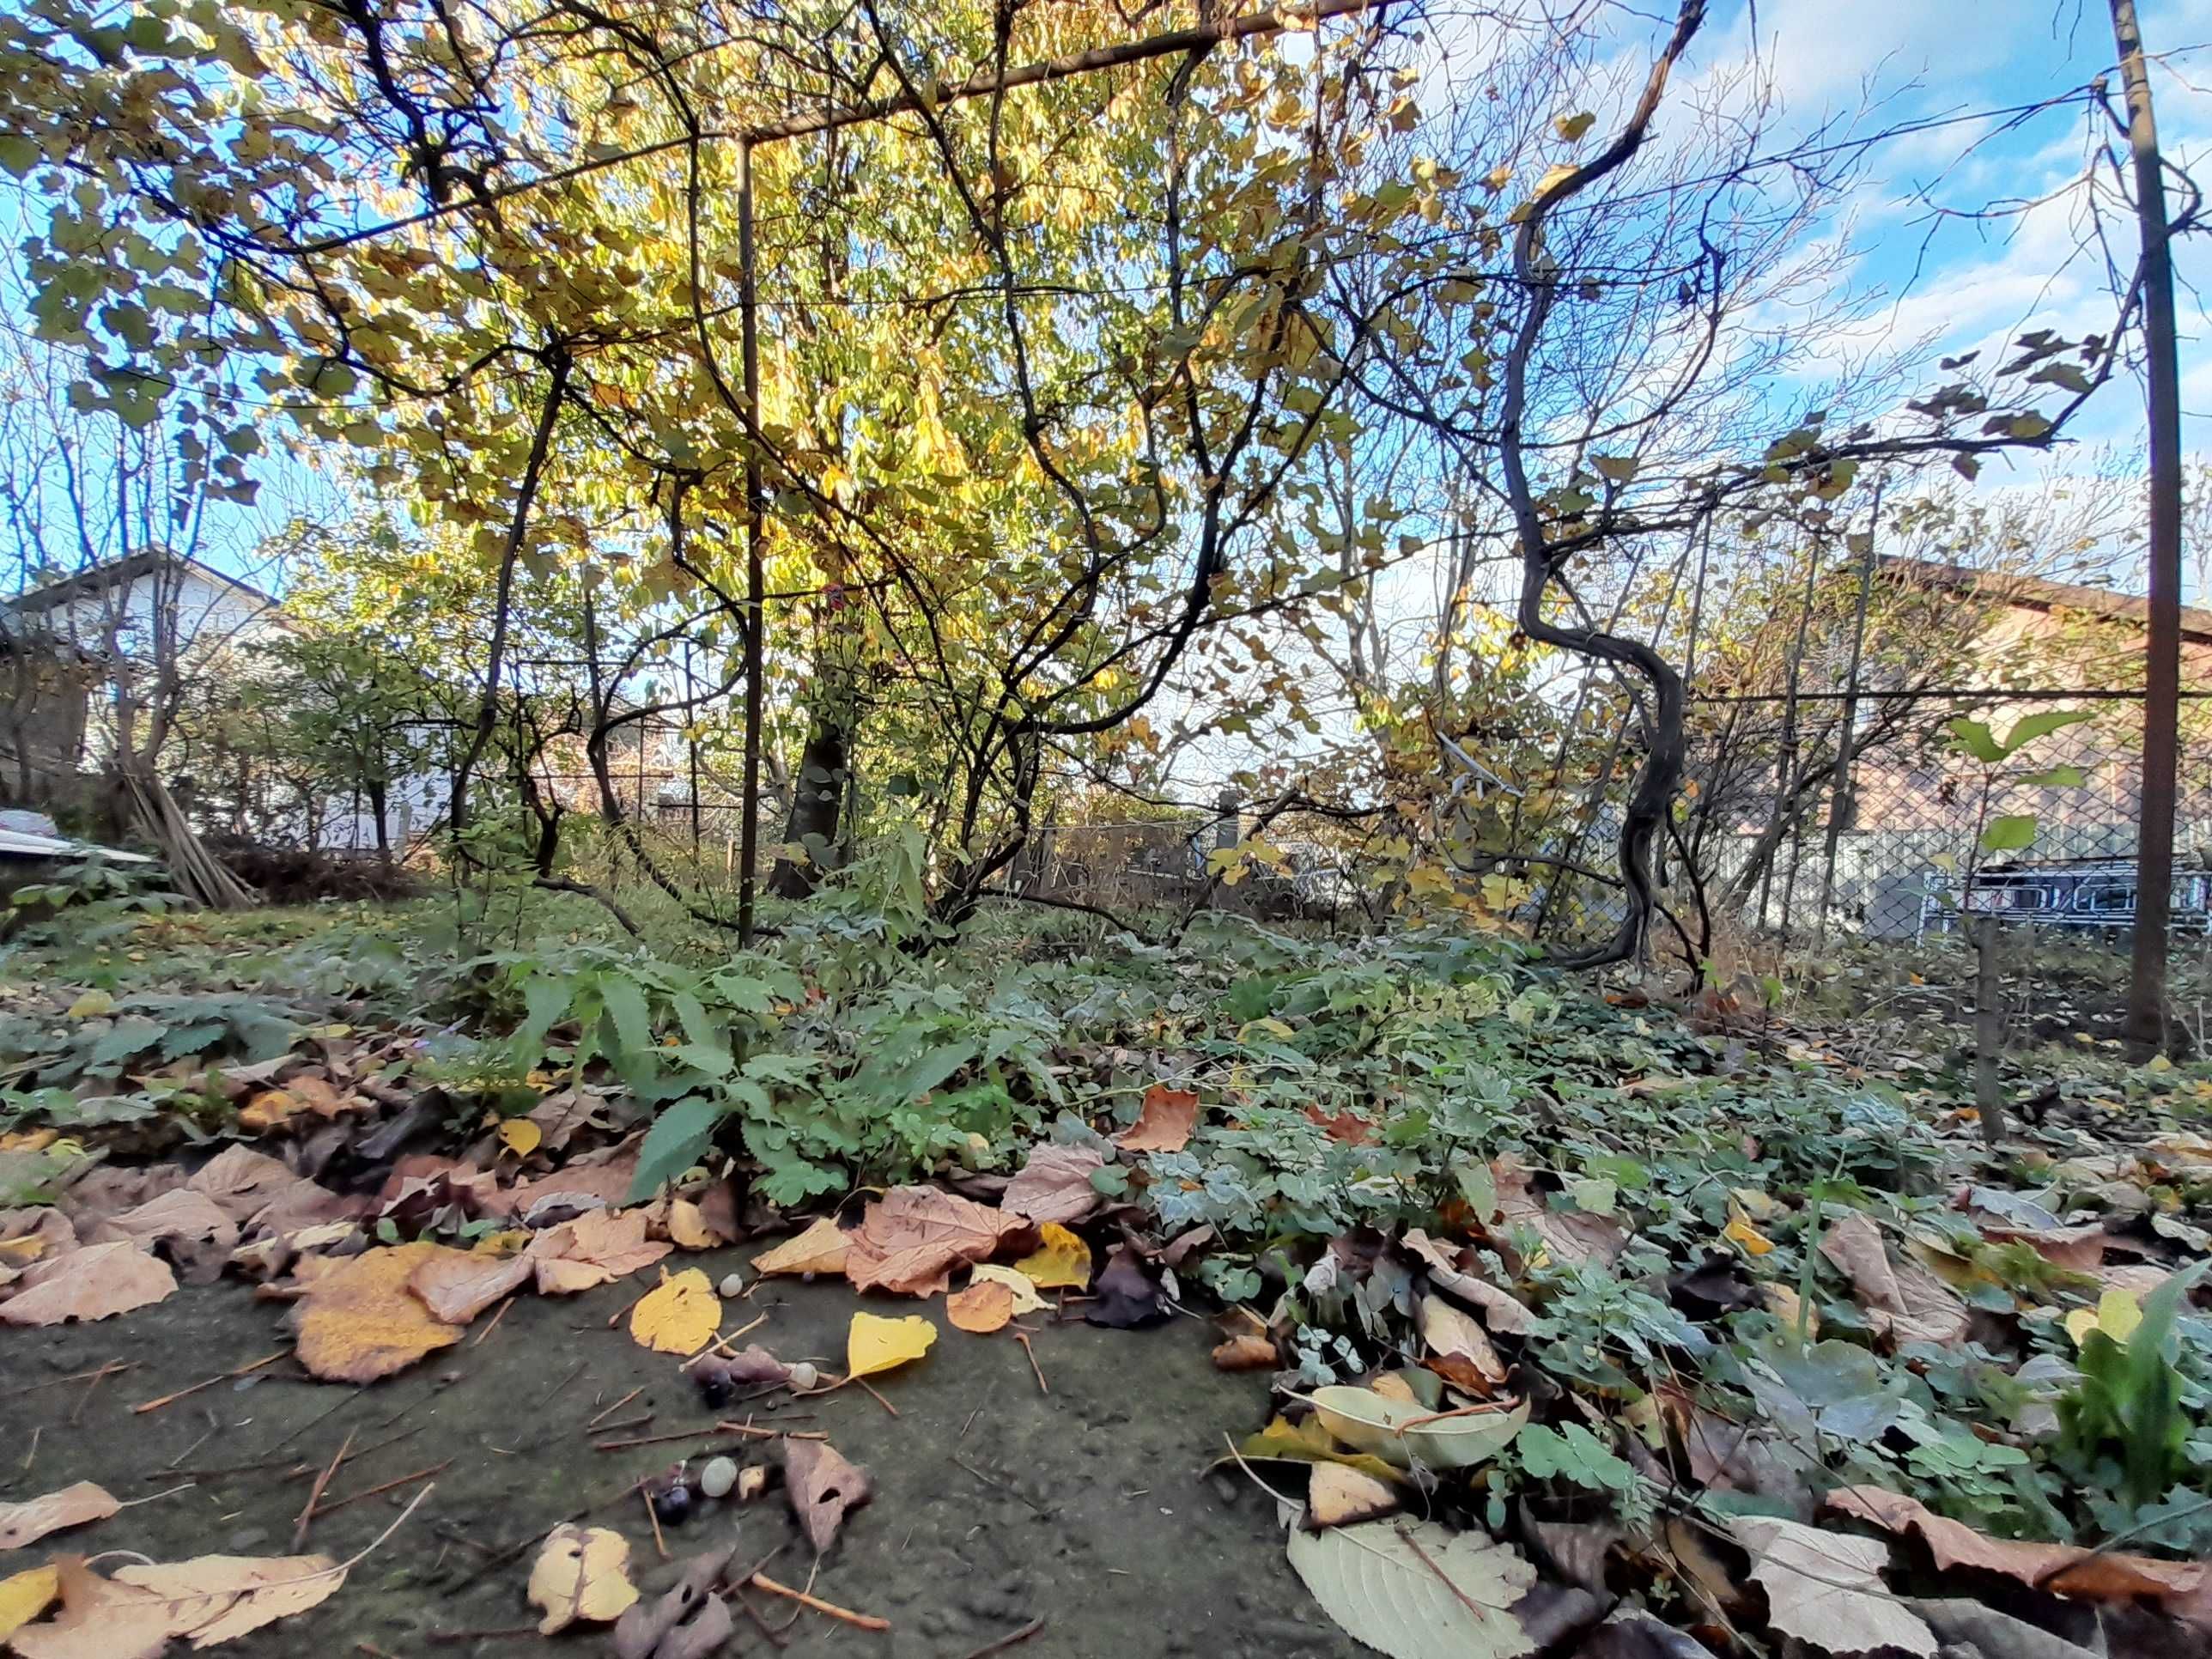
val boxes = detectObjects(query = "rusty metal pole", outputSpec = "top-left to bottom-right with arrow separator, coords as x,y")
2113,0 -> 2183,1058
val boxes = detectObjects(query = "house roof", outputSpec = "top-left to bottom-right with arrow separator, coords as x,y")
1881,556 -> 2212,647
3,550 -> 277,617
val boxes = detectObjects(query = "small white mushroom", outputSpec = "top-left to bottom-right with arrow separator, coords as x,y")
787,1360 -> 819,1390
699,1455 -> 738,1499
718,1272 -> 745,1298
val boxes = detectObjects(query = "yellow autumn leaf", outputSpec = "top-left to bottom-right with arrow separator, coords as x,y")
1761,1284 -> 1818,1338
629,1267 -> 720,1355
1554,110 -> 1595,142
750,1215 -> 849,1278
239,1089 -> 303,1135
497,1119 -> 543,1157
665,1198 -> 714,1249
2066,1288 -> 2143,1348
1015,1222 -> 1092,1291
848,1310 -> 937,1379
968,1263 -> 1048,1316
1724,1214 -> 1775,1256
0,1565 -> 58,1639
289,1243 -> 467,1382
64,990 -> 112,1019
527,1523 -> 637,1634
1729,1188 -> 1780,1221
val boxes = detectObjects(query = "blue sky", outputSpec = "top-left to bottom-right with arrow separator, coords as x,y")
1680,0 -> 2209,538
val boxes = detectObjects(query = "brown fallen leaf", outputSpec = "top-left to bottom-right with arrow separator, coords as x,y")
784,1440 -> 872,1554
613,1547 -> 733,1659
528,1523 -> 638,1635
239,1088 -> 306,1135
1492,1158 -> 1627,1270
1830,1485 -> 2212,1628
1818,1212 -> 1969,1347
1419,1295 -> 1506,1386
186,1147 -> 337,1232
0,1484 -> 118,1552
1115,1084 -> 1200,1153
113,1551 -> 348,1645
750,1215 -> 851,1278
1212,1332 -> 1278,1371
289,1243 -> 467,1382
842,1187 -> 1029,1297
408,1248 -> 533,1324
0,1241 -> 175,1327
1306,1463 -> 1400,1529
1729,1514 -> 1936,1657
9,1555 -> 173,1659
946,1277 -> 1016,1334
1000,1143 -> 1107,1224
526,1207 -> 672,1295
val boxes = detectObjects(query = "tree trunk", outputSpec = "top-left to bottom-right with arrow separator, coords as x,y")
767,720 -> 850,897
368,778 -> 390,865
2114,0 -> 2183,1059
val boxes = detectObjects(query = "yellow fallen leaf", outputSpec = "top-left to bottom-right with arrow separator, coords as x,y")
1015,1222 -> 1091,1291
1724,1214 -> 1776,1256
665,1198 -> 715,1250
750,1215 -> 849,1278
1729,1188 -> 1780,1221
968,1263 -> 1047,1315
946,1278 -> 1015,1334
848,1310 -> 936,1379
0,1565 -> 58,1639
2066,1288 -> 2143,1348
496,1119 -> 543,1157
239,1089 -> 303,1135
288,1243 -> 466,1382
629,1267 -> 720,1355
526,1524 -> 636,1635
64,990 -> 112,1019
0,1130 -> 56,1153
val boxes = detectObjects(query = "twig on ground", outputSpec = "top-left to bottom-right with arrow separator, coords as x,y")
713,1419 -> 827,1442
585,1385 -> 645,1429
958,1617 -> 1048,1659
750,1572 -> 890,1632
680,1311 -> 769,1370
643,1484 -> 668,1559
293,1428 -> 356,1550
1013,1331 -> 1048,1395
314,1461 -> 453,1516
471,1297 -> 515,1346
133,1351 -> 285,1414
953,1455 -> 1054,1517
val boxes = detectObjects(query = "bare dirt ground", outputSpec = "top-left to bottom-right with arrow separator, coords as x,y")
2,1256 -> 1362,1658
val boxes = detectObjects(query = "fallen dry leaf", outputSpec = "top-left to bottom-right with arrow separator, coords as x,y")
528,1524 -> 638,1635
1305,1462 -> 1400,1529
946,1278 -> 1015,1334
967,1263 -> 1047,1315
0,1564 -> 58,1639
238,1088 -> 305,1135
496,1118 -> 543,1158
113,1551 -> 348,1646
1818,1212 -> 1969,1347
1830,1485 -> 2212,1627
186,1147 -> 334,1232
289,1243 -> 467,1382
847,1310 -> 937,1379
750,1215 -> 850,1278
1013,1221 -> 1091,1291
526,1207 -> 672,1296
1115,1084 -> 1200,1153
1419,1295 -> 1506,1386
1729,1514 -> 1935,1657
1000,1143 -> 1107,1224
613,1546 -> 732,1659
843,1187 -> 1027,1297
661,1198 -> 719,1250
1211,1333 -> 1277,1371
0,1241 -> 175,1327
784,1440 -> 872,1553
9,1555 -> 173,1659
0,1484 -> 118,1552
629,1267 -> 720,1355
1492,1158 -> 1627,1270
407,1248 -> 532,1325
